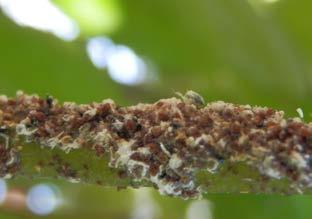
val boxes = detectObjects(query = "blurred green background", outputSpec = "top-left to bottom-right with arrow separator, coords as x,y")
1,0 -> 312,218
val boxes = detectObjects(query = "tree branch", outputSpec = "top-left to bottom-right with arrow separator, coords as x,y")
1,91 -> 312,199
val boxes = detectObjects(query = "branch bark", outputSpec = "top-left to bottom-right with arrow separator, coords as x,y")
1,91 -> 312,199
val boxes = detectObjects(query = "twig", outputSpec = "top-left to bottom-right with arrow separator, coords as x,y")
1,91 -> 312,199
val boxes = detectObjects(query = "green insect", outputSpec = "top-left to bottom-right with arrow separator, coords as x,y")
176,90 -> 205,108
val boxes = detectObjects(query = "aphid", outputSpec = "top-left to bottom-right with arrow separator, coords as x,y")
176,90 -> 205,108
5,149 -> 19,167
0,126 -> 7,133
0,133 -> 9,149
2,173 -> 12,179
67,177 -> 81,183
206,158 -> 220,174
296,108 -> 304,119
46,95 -> 54,108
160,143 -> 171,157
169,154 -> 183,169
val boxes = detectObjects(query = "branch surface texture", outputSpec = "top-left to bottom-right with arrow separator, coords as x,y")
0,91 -> 312,199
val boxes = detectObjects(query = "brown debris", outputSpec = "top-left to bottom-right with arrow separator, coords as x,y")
1,91 -> 312,198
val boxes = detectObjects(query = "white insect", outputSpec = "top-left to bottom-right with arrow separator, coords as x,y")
0,133 -> 9,149
296,108 -> 304,119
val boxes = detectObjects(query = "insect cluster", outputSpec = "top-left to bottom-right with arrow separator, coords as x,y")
1,91 -> 312,198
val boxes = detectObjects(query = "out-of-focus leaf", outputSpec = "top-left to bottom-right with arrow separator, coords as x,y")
53,0 -> 123,35
0,12 -> 123,104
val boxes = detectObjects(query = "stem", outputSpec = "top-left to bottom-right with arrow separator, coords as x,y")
0,91 -> 312,199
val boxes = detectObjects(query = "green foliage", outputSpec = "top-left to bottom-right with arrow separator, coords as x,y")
53,0 -> 123,35
1,0 -> 312,218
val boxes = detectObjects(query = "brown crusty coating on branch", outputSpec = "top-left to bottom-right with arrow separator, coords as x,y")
0,91 -> 312,198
